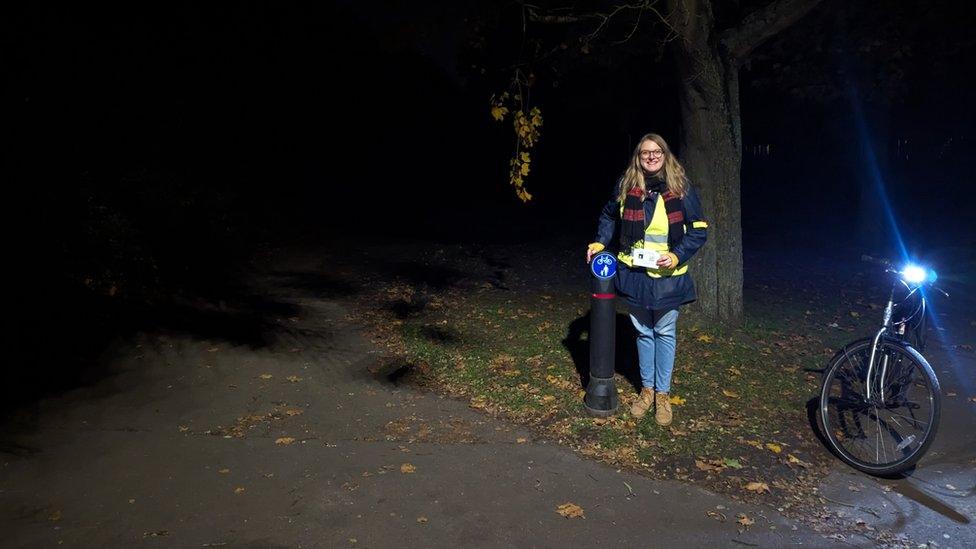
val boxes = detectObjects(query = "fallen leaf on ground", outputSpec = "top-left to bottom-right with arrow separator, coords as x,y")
400,463 -> 416,474
259,374 -> 273,380
286,375 -> 303,383
722,389 -> 740,399
765,443 -> 782,454
285,409 -> 303,416
275,437 -> 296,445
218,468 -> 230,474
697,334 -> 714,343
745,481 -> 770,494
516,437 -> 528,444
416,516 -> 428,524
556,503 -> 585,518
541,395 -> 556,403
695,459 -> 725,473
737,513 -> 755,526
707,511 -> 727,522
787,454 -> 811,468
234,487 -> 245,494
723,458 -> 743,469
669,394 -> 686,405
178,425 -> 189,432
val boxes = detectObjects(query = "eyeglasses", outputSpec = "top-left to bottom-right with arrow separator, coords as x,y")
639,150 -> 664,159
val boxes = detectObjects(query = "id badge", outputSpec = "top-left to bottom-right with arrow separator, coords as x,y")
632,248 -> 661,268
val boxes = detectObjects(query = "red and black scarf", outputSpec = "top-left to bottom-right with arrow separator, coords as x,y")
620,178 -> 685,254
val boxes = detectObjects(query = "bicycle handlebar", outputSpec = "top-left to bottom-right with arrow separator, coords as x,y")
860,253 -> 948,298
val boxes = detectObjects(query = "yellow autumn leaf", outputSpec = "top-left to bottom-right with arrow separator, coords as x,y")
520,151 -> 530,162
787,454 -> 811,468
765,443 -> 782,454
259,374 -> 273,380
234,487 -> 245,494
516,437 -> 528,444
400,463 -> 416,474
541,395 -> 556,403
722,389 -> 739,399
669,394 -> 686,405
697,334 -> 713,343
286,375 -> 302,383
275,437 -> 296,445
285,409 -> 303,416
490,105 -> 508,121
744,481 -> 770,493
556,502 -> 585,518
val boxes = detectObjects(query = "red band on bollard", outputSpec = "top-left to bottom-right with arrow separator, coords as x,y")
591,293 -> 616,299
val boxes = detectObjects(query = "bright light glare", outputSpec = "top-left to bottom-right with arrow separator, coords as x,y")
901,264 -> 928,284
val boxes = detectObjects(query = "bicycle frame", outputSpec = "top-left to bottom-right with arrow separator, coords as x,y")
864,277 -> 926,402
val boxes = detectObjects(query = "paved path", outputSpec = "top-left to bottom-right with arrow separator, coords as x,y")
1,249 -> 840,548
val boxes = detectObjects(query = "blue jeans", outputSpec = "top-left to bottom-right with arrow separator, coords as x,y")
629,308 -> 679,393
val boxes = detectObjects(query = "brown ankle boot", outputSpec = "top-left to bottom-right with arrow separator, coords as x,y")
630,387 -> 654,418
655,391 -> 673,426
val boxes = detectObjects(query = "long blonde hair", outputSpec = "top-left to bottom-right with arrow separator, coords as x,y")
618,133 -> 689,203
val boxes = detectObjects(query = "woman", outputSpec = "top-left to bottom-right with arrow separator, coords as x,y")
585,133 -> 708,426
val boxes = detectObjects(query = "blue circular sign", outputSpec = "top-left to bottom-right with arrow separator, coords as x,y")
591,252 -> 617,279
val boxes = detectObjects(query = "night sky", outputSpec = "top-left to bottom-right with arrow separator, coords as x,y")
5,0 -> 975,402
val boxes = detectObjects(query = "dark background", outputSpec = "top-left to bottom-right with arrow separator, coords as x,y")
5,1 -> 975,408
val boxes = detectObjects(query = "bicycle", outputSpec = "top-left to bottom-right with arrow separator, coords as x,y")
819,255 -> 949,477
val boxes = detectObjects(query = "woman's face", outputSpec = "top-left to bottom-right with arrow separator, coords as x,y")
639,140 -> 665,174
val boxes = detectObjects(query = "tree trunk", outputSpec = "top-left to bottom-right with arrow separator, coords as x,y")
670,1 -> 744,323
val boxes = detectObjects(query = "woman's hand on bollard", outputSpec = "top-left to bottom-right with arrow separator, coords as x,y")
586,242 -> 605,263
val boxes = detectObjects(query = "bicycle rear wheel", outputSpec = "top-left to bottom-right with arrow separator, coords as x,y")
819,337 -> 941,476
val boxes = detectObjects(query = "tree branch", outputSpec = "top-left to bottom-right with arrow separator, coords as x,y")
524,1 -> 677,47
720,0 -> 822,64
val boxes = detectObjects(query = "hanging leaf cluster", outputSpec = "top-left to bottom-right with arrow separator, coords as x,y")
490,91 -> 543,202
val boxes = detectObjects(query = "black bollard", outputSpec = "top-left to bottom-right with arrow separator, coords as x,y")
584,252 -> 618,417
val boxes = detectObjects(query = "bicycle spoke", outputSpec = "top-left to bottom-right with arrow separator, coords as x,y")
882,410 -> 930,429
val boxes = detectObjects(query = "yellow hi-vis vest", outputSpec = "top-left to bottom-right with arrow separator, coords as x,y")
618,195 -> 689,278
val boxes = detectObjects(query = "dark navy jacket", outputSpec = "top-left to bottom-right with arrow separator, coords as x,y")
593,182 -> 708,311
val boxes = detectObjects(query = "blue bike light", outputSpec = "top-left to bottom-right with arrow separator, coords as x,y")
901,263 -> 928,284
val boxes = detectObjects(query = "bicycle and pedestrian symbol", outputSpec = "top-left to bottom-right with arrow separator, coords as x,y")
591,252 -> 617,279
